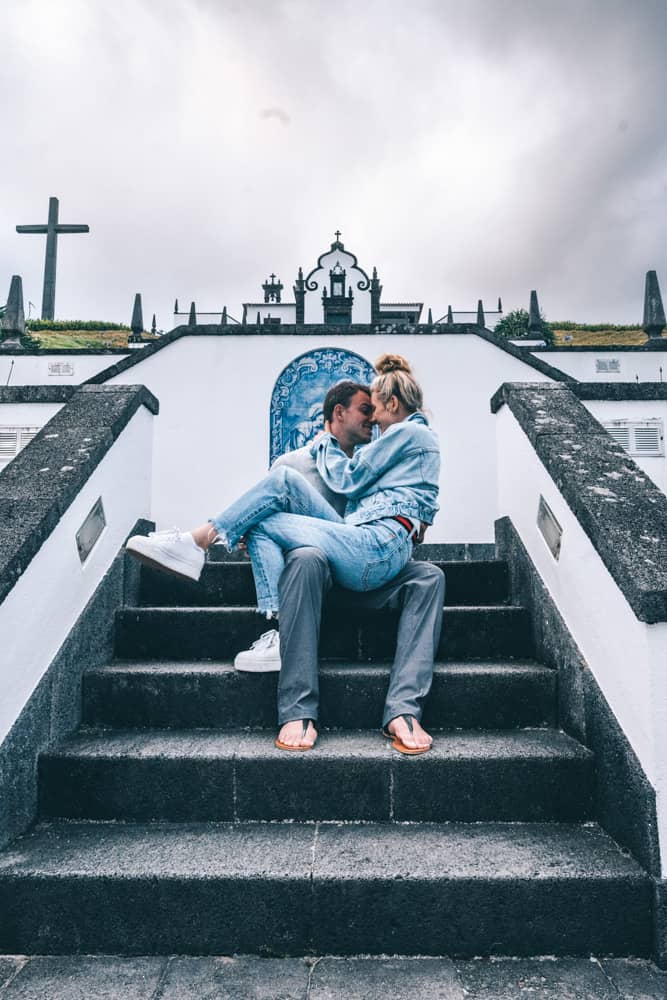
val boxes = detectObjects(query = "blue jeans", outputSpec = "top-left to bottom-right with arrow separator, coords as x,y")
209,466 -> 414,614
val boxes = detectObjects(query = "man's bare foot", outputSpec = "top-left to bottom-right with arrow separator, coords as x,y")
386,715 -> 432,751
276,720 -> 318,750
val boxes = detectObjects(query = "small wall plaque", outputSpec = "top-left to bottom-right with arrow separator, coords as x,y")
48,362 -> 75,376
537,495 -> 562,560
76,497 -> 106,563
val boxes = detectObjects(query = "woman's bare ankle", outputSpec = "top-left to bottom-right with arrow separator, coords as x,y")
191,523 -> 218,550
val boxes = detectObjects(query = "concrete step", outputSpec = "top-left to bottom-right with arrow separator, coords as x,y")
113,606 -> 533,661
38,728 -> 594,823
138,559 -> 510,608
83,660 -> 556,730
0,820 -> 650,956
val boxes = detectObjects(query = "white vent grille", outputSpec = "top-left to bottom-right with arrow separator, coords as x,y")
603,420 -> 664,457
605,425 -> 630,449
595,358 -> 621,373
48,362 -> 74,376
0,426 -> 40,462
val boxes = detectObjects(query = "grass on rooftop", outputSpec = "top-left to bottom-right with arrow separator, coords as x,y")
550,327 -> 649,347
31,329 -> 159,350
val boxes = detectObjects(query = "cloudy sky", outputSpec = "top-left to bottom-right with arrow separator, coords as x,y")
2,0 -> 666,327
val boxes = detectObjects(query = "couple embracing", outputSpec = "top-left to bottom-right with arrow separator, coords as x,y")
127,354 -> 445,755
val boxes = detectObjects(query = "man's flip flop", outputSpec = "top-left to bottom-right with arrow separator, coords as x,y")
382,714 -> 431,756
275,719 -> 318,752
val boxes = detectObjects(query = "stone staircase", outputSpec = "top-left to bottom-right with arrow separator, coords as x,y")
0,555 -> 652,957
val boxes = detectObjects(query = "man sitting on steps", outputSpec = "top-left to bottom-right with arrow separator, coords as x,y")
234,380 -> 446,754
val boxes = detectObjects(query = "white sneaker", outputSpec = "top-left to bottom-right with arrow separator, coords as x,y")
125,528 -> 205,582
234,629 -> 281,672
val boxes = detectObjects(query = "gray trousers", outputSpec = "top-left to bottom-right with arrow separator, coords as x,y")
277,547 -> 445,728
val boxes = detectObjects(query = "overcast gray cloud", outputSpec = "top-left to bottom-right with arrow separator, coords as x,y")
1,0 -> 666,327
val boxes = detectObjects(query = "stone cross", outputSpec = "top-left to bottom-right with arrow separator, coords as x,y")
16,196 -> 89,320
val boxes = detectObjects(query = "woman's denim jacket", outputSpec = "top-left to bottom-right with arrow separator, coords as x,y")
310,412 -> 440,526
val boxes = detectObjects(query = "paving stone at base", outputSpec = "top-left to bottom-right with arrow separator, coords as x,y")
0,956 -> 165,999
309,957 -> 464,999
159,956 -> 310,999
454,957 -> 619,998
1,956 -> 665,1000
0,959 -> 25,992
600,957 -> 667,998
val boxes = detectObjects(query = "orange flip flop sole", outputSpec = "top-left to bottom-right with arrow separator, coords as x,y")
391,738 -> 431,756
275,739 -> 316,752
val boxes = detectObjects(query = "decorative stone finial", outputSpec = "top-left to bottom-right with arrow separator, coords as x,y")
130,293 -> 143,337
174,298 -> 179,314
1,275 -> 26,339
498,297 -> 503,313
222,306 -> 227,325
528,290 -> 542,334
427,307 -> 433,325
151,314 -> 157,335
262,274 -> 283,303
643,270 -> 666,340
447,305 -> 453,324
477,300 -> 485,327
256,311 -> 261,326
188,302 -> 197,326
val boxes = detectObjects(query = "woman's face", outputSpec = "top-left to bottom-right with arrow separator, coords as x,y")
371,390 -> 401,433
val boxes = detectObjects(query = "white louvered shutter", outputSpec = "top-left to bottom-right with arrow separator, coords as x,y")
603,420 -> 664,457
633,424 -> 663,455
0,429 -> 18,460
19,429 -> 39,449
605,425 -> 631,449
0,426 -> 40,464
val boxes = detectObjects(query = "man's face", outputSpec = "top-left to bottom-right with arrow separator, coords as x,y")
334,390 -> 373,446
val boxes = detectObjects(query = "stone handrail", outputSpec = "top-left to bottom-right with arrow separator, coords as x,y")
491,382 -> 667,623
0,385 -> 158,605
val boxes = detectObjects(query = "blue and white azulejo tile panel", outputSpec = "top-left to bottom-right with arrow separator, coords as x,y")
269,347 -> 375,465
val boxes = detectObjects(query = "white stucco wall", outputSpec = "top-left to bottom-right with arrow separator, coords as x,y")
102,332 -> 554,542
582,398 -> 667,495
0,354 -> 129,386
533,350 -> 667,383
0,402 -> 64,427
496,404 -> 667,869
0,405 -> 154,743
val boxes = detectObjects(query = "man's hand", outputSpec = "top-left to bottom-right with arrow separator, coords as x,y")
415,523 -> 429,545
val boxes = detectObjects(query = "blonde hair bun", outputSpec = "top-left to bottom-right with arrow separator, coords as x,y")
374,353 -> 412,376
